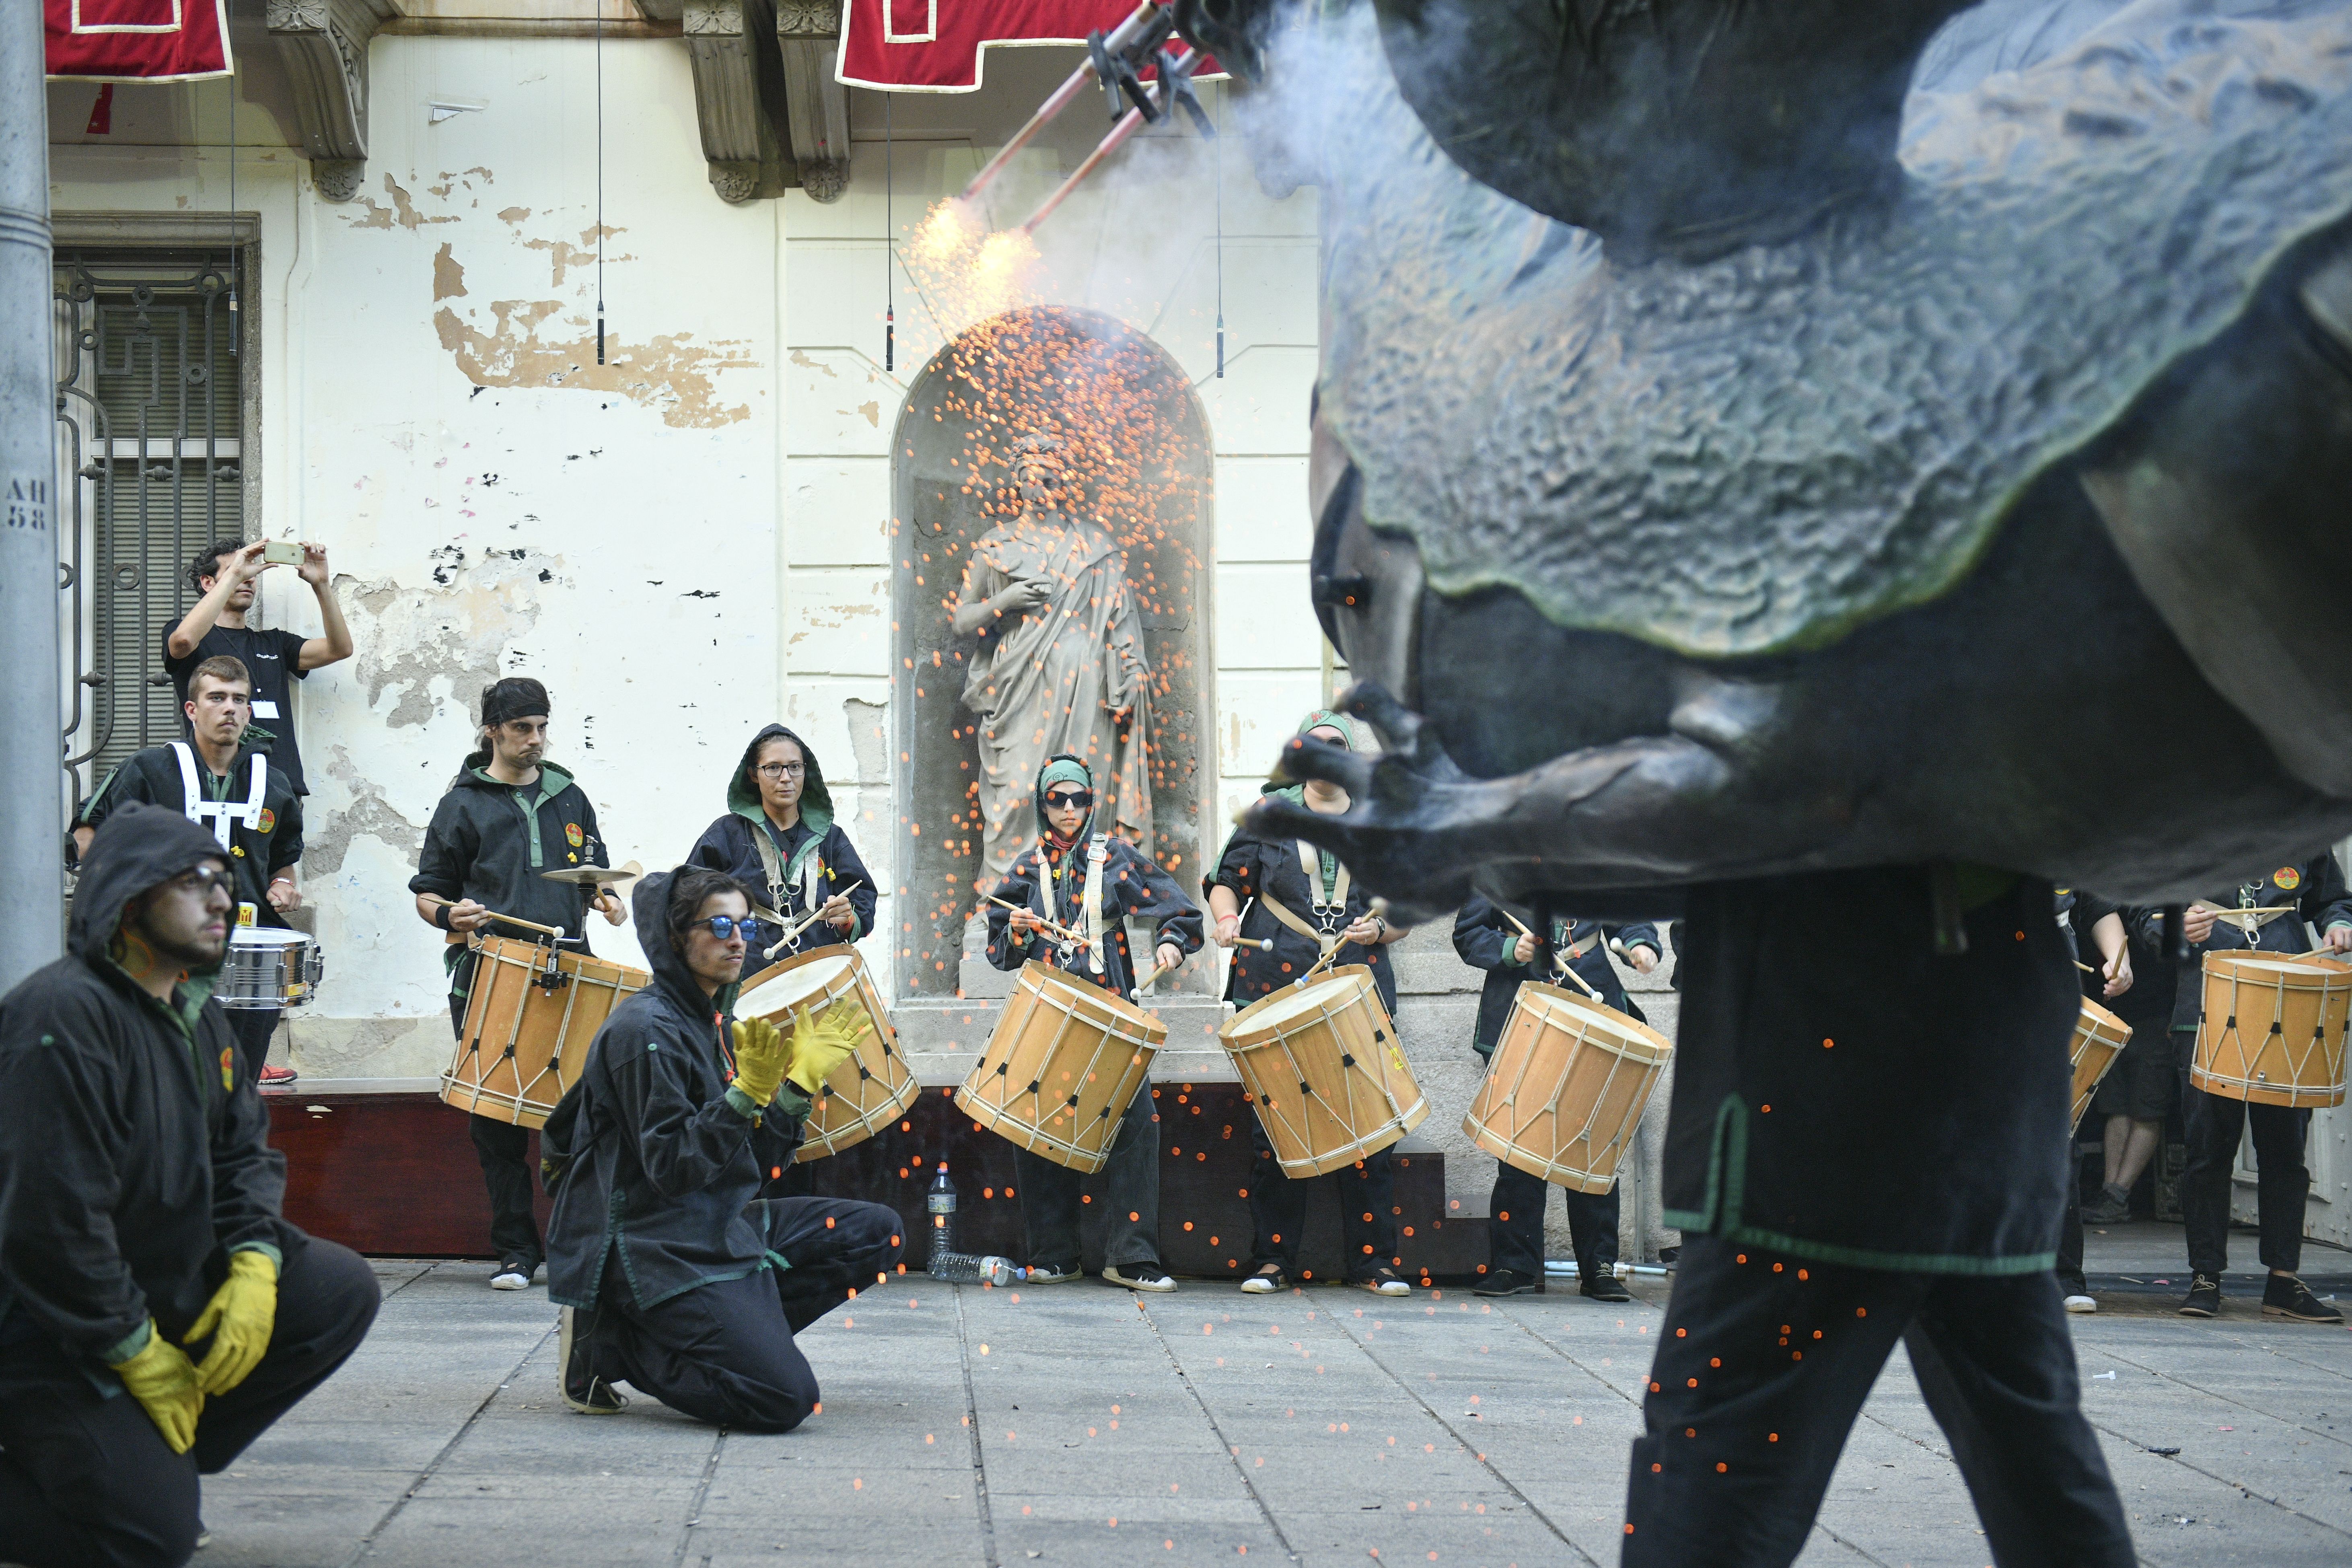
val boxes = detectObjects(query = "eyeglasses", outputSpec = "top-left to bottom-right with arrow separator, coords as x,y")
756,762 -> 806,780
691,914 -> 758,940
165,866 -> 235,898
1043,790 -> 1094,811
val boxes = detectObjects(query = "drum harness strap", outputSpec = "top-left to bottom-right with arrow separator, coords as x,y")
1034,834 -> 1113,976
749,823 -> 825,955
1258,845 -> 1353,967
169,741 -> 269,850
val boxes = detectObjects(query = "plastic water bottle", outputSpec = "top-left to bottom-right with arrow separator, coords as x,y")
926,1161 -> 958,1270
929,1252 -> 1020,1285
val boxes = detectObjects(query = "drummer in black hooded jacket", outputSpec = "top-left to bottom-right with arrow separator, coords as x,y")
1205,710 -> 1415,1296
0,804 -> 379,1568
1453,895 -> 1661,1300
541,866 -> 903,1427
985,753 -> 1203,1292
408,678 -> 627,1292
686,723 -> 876,976
2127,857 -> 2352,1323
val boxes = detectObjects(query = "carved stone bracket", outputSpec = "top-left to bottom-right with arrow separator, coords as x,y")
265,0 -> 396,202
777,14 -> 849,203
681,0 -> 791,203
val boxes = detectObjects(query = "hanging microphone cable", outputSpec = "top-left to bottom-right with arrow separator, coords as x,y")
1214,82 -> 1224,379
228,72 -> 239,358
885,93 -> 895,374
595,0 -> 607,365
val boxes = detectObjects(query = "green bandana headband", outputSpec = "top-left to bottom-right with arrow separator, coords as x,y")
1039,757 -> 1093,794
1298,708 -> 1359,753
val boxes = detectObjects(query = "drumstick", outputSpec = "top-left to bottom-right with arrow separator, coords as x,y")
763,881 -> 868,958
984,895 -> 1090,947
2076,960 -> 2096,973
1498,909 -> 1603,999
421,895 -> 569,941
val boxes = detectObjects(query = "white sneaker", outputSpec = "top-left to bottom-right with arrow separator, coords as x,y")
2063,1292 -> 2097,1314
1020,1263 -> 1082,1285
490,1258 -> 534,1290
1240,1266 -> 1288,1294
1104,1262 -> 1177,1292
1358,1270 -> 1411,1296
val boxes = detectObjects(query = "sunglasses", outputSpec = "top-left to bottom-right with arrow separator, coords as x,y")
1043,790 -> 1094,811
691,914 -> 759,941
165,866 -> 236,898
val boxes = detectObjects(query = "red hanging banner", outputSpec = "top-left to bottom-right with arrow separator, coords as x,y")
837,1 -> 1216,92
45,0 -> 234,84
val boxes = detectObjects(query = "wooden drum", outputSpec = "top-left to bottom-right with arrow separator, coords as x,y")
1219,965 -> 1428,1178
1462,982 -> 1671,1194
2191,951 -> 2352,1107
2067,997 -> 2132,1132
442,935 -> 648,1129
956,961 -> 1166,1173
735,946 -> 914,1163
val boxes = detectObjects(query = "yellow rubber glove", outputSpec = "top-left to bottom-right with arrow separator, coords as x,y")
730,1016 -> 790,1109
786,1007 -> 863,1097
109,1324 -> 204,1454
185,1249 -> 279,1395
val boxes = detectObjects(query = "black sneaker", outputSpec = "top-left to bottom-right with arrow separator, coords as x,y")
1580,1265 -> 1632,1303
2080,1185 -> 2132,1226
2261,1273 -> 2345,1324
2178,1273 -> 2222,1318
1474,1268 -> 1543,1298
559,1306 -> 626,1414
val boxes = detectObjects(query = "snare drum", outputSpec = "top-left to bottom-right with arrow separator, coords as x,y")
442,935 -> 649,1129
2067,996 -> 2132,1132
956,961 -> 1166,1173
1462,982 -> 1671,1193
735,946 -> 914,1163
2190,951 -> 2352,1107
1219,965 -> 1428,1177
216,926 -> 325,1011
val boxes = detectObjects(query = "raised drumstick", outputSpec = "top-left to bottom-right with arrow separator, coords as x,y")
421,895 -> 568,941
984,894 -> 1090,947
1502,907 -> 1603,1000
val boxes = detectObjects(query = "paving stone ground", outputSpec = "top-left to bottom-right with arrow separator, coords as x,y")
194,1227 -> 2352,1568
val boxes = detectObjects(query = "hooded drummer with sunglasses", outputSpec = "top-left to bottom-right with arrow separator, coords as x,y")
540,866 -> 904,1428
984,754 -> 1204,1292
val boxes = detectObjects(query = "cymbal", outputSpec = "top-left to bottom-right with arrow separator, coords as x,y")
540,858 -> 643,887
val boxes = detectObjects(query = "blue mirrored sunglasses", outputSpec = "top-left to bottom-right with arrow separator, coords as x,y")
694,914 -> 759,940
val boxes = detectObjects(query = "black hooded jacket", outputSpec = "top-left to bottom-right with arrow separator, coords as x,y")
984,761 -> 1201,997
410,759 -> 609,998
685,723 -> 876,965
0,803 -> 293,1364
2126,855 -> 2352,1034
1206,810 -> 1404,1014
541,868 -> 815,1313
1452,896 -> 1661,1054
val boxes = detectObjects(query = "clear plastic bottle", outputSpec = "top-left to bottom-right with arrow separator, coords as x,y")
926,1161 -> 958,1270
928,1252 -> 1020,1285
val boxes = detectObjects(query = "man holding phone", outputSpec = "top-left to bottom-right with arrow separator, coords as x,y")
165,539 -> 354,798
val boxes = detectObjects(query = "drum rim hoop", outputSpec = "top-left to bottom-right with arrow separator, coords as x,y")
1508,980 -> 1675,1057
1015,959 -> 1170,1045
1220,964 -> 1378,1045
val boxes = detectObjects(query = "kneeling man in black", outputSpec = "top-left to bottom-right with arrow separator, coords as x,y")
543,867 -> 903,1428
0,804 -> 380,1568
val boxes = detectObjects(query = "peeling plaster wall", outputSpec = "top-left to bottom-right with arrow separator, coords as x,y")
44,43 -> 1490,1132
50,37 -> 783,1068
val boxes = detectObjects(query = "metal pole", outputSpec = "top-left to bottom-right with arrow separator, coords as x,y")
0,2 -> 64,988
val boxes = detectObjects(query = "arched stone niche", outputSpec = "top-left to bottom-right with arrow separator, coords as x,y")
889,307 -> 1214,1005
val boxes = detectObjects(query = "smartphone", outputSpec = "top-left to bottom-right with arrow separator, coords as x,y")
262,539 -> 304,566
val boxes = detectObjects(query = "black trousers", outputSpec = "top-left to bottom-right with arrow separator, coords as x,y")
1011,1085 -> 1160,1271
583,1196 -> 902,1432
2054,1179 -> 2086,1292
0,1238 -> 381,1568
2180,1078 -> 2309,1277
1488,1160 -> 1618,1280
1623,1236 -> 2132,1568
453,1002 -> 544,1268
223,1005 -> 279,1080
1245,1119 -> 1399,1282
